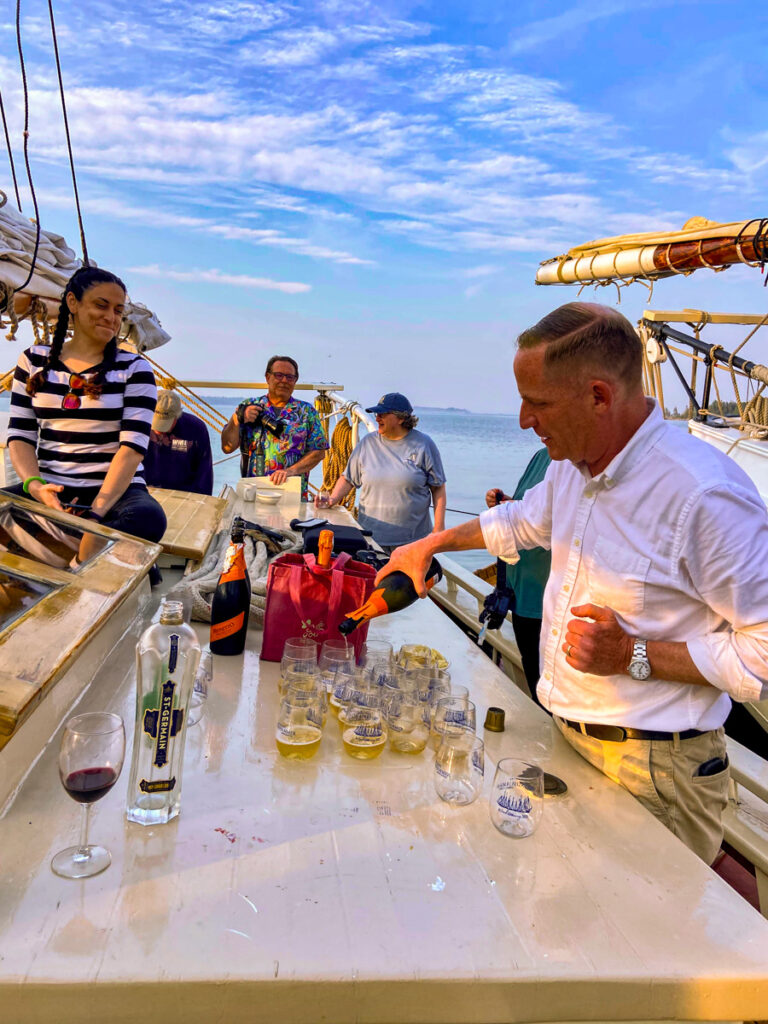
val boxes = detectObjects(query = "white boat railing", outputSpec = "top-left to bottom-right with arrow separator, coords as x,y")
428,555 -> 529,697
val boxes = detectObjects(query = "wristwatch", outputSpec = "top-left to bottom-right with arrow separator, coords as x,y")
628,638 -> 652,680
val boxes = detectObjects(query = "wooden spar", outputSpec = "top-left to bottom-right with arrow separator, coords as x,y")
536,221 -> 766,286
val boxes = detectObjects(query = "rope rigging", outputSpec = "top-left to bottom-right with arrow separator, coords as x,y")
0,91 -> 22,210
47,0 -> 88,266
13,0 -> 42,296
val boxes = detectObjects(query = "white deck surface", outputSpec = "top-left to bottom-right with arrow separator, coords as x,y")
1,498 -> 768,1023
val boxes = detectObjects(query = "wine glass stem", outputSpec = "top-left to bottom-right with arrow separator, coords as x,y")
74,803 -> 91,862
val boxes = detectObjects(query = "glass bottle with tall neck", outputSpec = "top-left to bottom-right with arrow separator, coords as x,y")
210,517 -> 251,655
338,558 -> 443,635
126,599 -> 201,826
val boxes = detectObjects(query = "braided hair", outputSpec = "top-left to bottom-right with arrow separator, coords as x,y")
26,266 -> 127,397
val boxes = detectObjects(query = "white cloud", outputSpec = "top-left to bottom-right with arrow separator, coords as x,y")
130,264 -> 312,293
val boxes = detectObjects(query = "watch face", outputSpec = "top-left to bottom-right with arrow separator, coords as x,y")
629,658 -> 652,681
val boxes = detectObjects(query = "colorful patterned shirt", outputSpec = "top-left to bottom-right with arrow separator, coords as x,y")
236,395 -> 328,499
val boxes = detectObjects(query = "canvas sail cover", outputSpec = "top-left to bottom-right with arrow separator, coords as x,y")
536,217 -> 767,286
0,203 -> 170,351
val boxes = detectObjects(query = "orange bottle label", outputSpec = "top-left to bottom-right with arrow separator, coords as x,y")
347,587 -> 389,624
211,612 -> 245,641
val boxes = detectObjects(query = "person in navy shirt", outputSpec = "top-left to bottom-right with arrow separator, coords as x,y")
144,390 -> 213,495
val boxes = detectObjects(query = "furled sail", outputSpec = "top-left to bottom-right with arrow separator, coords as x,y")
0,202 -> 170,352
535,217 -> 768,287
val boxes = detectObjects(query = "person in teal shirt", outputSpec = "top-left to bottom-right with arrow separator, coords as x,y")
485,447 -> 552,707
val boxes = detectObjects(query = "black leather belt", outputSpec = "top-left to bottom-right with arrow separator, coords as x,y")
560,718 -> 707,743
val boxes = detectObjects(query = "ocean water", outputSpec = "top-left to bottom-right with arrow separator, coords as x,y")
208,400 -> 541,572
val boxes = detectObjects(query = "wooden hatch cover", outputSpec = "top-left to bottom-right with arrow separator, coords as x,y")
149,488 -> 228,560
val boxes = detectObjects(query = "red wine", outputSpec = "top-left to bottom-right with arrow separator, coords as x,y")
64,766 -> 118,804
338,558 -> 443,635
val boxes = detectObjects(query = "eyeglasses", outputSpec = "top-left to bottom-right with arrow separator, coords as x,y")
62,372 -> 101,411
268,371 -> 297,383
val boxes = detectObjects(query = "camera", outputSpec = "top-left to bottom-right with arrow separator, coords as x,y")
242,403 -> 285,439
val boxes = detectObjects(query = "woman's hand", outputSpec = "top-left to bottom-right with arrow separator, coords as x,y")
28,480 -> 65,511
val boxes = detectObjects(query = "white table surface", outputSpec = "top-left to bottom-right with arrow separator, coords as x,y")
1,499 -> 767,1024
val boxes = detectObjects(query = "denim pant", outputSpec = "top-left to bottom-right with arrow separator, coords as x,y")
4,482 -> 167,544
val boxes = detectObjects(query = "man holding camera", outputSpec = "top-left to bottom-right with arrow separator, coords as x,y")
221,355 -> 328,500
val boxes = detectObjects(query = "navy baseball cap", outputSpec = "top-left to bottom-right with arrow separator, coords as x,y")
365,392 -> 413,415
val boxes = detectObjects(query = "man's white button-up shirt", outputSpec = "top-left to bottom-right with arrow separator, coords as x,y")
479,400 -> 768,730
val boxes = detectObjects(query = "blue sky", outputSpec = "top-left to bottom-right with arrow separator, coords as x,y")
1,0 -> 766,412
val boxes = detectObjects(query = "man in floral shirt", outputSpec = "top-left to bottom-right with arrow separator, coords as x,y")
220,355 -> 328,500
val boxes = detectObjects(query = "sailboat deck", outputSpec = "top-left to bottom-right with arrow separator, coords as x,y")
1,497 -> 767,1023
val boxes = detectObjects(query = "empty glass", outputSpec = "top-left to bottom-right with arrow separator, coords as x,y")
275,685 -> 325,760
281,637 -> 318,674
359,639 -> 393,668
429,696 -> 476,751
387,693 -> 430,754
434,730 -> 484,805
188,645 -> 212,726
319,639 -> 355,693
489,759 -> 544,838
51,712 -> 126,879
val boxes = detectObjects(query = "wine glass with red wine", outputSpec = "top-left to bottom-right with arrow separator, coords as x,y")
51,712 -> 125,879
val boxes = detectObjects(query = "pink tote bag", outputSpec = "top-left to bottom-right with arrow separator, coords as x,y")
260,551 -> 375,662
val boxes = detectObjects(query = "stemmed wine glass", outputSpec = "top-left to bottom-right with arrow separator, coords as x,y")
51,712 -> 125,879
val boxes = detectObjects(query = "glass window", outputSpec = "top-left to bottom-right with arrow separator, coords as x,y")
0,504 -> 111,571
0,569 -> 55,632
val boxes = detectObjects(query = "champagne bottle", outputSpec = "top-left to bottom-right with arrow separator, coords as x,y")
210,517 -> 251,655
126,599 -> 201,826
338,558 -> 443,635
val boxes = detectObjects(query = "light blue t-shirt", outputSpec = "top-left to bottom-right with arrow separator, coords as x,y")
344,429 -> 446,547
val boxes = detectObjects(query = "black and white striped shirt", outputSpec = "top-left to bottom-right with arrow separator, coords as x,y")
8,345 -> 157,489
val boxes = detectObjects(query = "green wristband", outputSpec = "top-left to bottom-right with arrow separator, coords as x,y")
22,475 -> 46,494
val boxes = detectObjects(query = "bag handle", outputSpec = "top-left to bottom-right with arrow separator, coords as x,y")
287,552 -> 353,633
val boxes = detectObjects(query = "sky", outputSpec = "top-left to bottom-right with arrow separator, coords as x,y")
0,0 -> 767,413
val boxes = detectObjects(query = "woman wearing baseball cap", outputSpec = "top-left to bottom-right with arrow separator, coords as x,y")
323,393 -> 447,552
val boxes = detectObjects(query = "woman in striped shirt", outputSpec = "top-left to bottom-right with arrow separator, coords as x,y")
5,266 -> 166,546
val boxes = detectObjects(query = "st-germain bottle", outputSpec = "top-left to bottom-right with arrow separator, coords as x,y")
210,517 -> 251,655
338,558 -> 443,635
126,599 -> 201,826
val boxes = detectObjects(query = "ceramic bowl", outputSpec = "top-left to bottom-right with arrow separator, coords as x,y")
255,489 -> 282,505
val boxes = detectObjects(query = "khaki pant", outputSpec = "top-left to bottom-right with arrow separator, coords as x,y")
554,717 -> 730,864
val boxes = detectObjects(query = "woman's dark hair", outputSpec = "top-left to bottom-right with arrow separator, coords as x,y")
26,266 -> 127,397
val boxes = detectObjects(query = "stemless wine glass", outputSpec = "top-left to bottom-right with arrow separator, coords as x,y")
434,730 -> 484,805
319,639 -> 355,693
275,685 -> 324,761
341,705 -> 388,760
429,696 -> 476,751
282,637 -> 318,673
51,712 -> 125,879
489,759 -> 544,838
387,692 -> 430,754
188,645 -> 212,726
